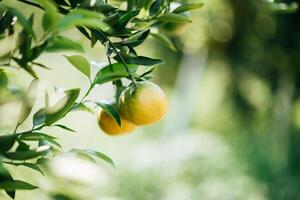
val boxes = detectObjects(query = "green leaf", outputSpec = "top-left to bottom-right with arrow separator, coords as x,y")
71,103 -> 94,113
19,132 -> 57,141
32,0 -> 60,31
118,10 -> 140,29
39,138 -> 61,149
173,3 -> 204,13
150,0 -> 162,15
32,109 -> 46,127
46,36 -> 84,52
36,158 -> 50,166
4,145 -> 50,160
28,40 -> 49,61
70,149 -> 115,168
51,193 -> 75,200
0,171 -> 15,199
0,180 -> 38,190
80,0 -> 117,14
93,63 -> 138,85
150,32 -> 176,51
129,56 -> 164,66
114,29 -> 150,47
0,134 -> 17,153
18,163 -> 44,175
114,55 -> 164,66
84,149 -> 115,168
18,79 -> 38,125
5,6 -> 36,38
54,124 -> 76,132
44,89 -> 80,125
157,13 -> 192,23
0,69 -> 8,87
0,11 -> 14,35
139,66 -> 156,78
65,55 -> 90,77
95,101 -> 121,126
54,9 -> 109,32
16,141 -> 30,152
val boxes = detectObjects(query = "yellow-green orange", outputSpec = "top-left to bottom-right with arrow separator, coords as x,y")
119,81 -> 168,125
97,109 -> 136,136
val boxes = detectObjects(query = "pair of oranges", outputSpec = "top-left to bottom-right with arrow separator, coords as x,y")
97,81 -> 168,136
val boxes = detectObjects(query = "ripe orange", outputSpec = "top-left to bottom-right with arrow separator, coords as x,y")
97,109 -> 136,136
118,81 -> 168,125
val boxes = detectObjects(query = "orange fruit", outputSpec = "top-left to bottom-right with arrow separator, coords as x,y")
97,108 -> 136,136
118,81 -> 168,125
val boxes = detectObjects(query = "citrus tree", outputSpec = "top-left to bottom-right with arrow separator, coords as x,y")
0,0 -> 202,199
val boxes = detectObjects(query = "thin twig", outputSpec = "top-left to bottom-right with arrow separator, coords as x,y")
98,32 -> 137,85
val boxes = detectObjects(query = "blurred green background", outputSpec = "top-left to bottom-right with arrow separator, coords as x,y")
1,0 -> 300,199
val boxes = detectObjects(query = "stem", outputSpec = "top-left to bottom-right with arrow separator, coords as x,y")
109,41 -> 137,85
97,31 -> 137,85
78,83 -> 94,104
15,124 -> 45,136
13,123 -> 20,134
0,63 -> 19,68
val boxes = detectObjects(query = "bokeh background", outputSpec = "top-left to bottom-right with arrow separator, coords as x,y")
1,0 -> 300,199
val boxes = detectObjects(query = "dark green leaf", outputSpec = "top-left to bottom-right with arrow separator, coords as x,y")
95,101 -> 121,126
18,163 -> 44,175
53,0 -> 69,6
80,0 -> 117,14
150,0 -> 162,15
117,10 -> 140,29
5,7 -> 36,38
54,124 -> 76,132
103,13 -> 120,26
114,55 -> 164,66
0,170 -> 15,199
0,11 -> 14,35
0,180 -> 38,190
16,141 -> 30,152
4,145 -> 50,160
0,134 -> 17,153
28,41 -> 49,61
114,29 -> 150,47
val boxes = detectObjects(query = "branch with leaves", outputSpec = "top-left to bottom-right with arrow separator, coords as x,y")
0,0 -> 203,199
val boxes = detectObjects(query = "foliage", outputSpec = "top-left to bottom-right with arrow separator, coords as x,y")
0,0 -> 203,199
